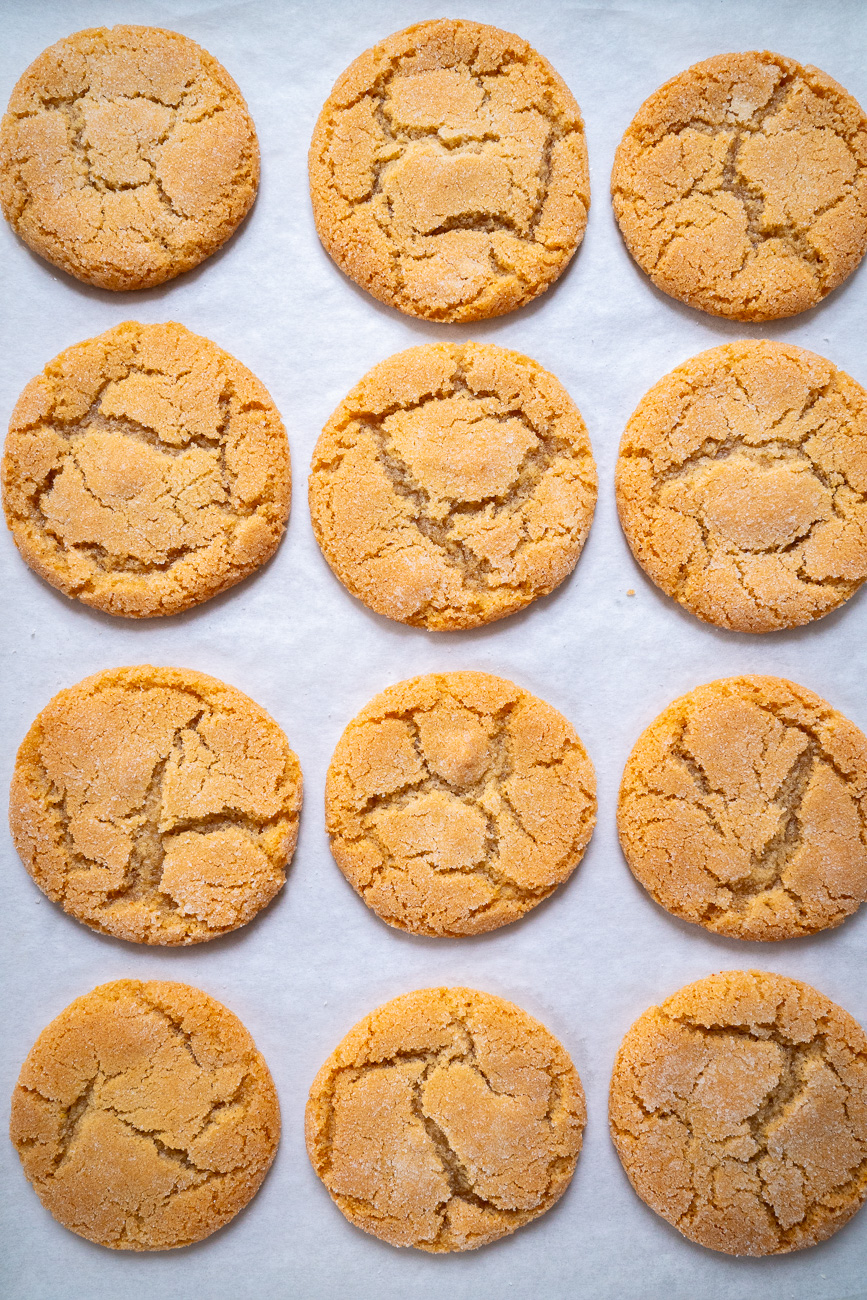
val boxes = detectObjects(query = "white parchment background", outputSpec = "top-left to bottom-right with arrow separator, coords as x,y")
1,2 -> 866,1297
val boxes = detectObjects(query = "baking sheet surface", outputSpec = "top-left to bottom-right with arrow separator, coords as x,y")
1,2 -> 866,1297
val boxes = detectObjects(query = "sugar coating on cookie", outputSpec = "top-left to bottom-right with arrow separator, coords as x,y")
309,19 -> 589,322
616,341 -> 867,632
309,343 -> 596,629
306,986 -> 585,1251
326,672 -> 596,936
0,26 -> 259,290
3,321 -> 291,617
610,969 -> 867,1255
10,980 -> 279,1250
10,665 -> 302,944
619,676 -> 867,940
611,51 -> 867,321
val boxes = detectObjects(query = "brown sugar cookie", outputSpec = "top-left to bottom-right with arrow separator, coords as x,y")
10,665 -> 302,945
326,672 -> 596,936
10,980 -> 280,1250
610,969 -> 867,1255
615,341 -> 867,632
306,986 -> 585,1251
618,676 -> 867,941
611,51 -> 867,321
309,343 -> 596,629
309,19 -> 589,322
0,26 -> 259,290
3,321 -> 291,617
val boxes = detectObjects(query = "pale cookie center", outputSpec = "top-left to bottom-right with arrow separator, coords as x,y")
385,397 -> 537,512
700,461 -> 831,550
386,145 -> 514,235
41,427 -> 227,564
370,789 -> 488,871
377,68 -> 550,243
81,95 -> 173,187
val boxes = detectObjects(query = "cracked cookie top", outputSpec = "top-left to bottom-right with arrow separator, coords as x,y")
609,970 -> 867,1255
309,19 -> 589,322
611,51 -> 867,321
306,986 -> 585,1251
615,341 -> 867,632
3,321 -> 292,617
309,343 -> 596,629
618,676 -> 867,940
10,980 -> 280,1250
0,26 -> 259,290
326,672 -> 596,936
10,665 -> 302,945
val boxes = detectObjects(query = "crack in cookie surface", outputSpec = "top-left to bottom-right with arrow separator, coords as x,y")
609,970 -> 867,1255
9,665 -> 302,945
309,342 -> 596,630
326,672 -> 595,936
616,341 -> 867,632
10,980 -> 280,1250
306,987 -> 584,1251
309,18 -> 589,321
0,25 -> 259,289
3,321 -> 291,617
618,676 -> 867,940
611,51 -> 867,321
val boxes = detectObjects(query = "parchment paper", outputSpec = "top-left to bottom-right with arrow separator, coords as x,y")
1,2 -> 866,1297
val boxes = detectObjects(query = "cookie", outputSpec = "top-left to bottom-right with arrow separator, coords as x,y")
615,341 -> 867,632
309,343 -> 596,629
3,321 -> 291,617
306,986 -> 584,1251
10,980 -> 279,1250
309,19 -> 589,322
10,665 -> 302,945
327,672 -> 595,936
0,26 -> 259,290
611,51 -> 867,320
610,969 -> 867,1255
618,676 -> 867,941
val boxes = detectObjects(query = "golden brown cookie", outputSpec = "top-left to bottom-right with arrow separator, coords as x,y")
611,51 -> 867,321
326,672 -> 595,936
309,343 -> 596,629
306,986 -> 585,1251
10,665 -> 302,945
618,676 -> 867,940
616,341 -> 867,632
3,321 -> 291,617
309,19 -> 589,322
0,26 -> 259,290
10,980 -> 279,1250
610,970 -> 867,1255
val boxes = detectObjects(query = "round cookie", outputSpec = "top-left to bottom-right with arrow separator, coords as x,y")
618,676 -> 867,940
616,341 -> 867,632
10,665 -> 302,945
0,26 -> 259,290
3,321 -> 291,617
10,980 -> 280,1250
326,672 -> 595,936
306,986 -> 585,1251
611,51 -> 867,321
309,343 -> 597,629
610,970 -> 867,1255
309,19 -> 589,322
